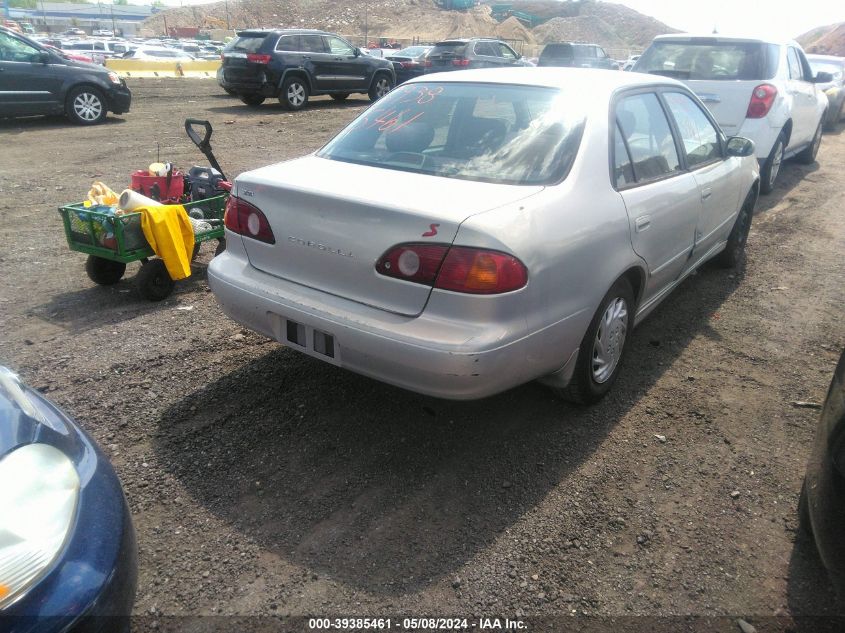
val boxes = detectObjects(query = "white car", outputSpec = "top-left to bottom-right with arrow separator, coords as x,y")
92,29 -> 114,37
126,47 -> 195,62
208,68 -> 759,403
633,35 -> 830,193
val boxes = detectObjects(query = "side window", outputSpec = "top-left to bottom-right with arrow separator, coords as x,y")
787,48 -> 803,80
498,43 -> 518,60
614,123 -> 635,188
0,32 -> 42,62
276,35 -> 301,52
595,47 -> 607,59
300,35 -> 326,53
663,92 -> 722,167
326,36 -> 355,56
615,92 -> 681,183
474,41 -> 497,57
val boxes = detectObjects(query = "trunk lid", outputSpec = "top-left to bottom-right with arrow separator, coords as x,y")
233,156 -> 543,316
685,80 -> 758,136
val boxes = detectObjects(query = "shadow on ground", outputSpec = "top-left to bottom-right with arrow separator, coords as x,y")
154,260 -> 746,596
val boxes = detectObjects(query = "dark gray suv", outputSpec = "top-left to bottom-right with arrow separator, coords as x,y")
221,29 -> 395,110
423,38 -> 529,73
538,42 -> 619,70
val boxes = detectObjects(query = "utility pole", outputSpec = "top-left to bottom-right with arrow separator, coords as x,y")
364,3 -> 368,46
110,2 -> 116,36
224,0 -> 230,30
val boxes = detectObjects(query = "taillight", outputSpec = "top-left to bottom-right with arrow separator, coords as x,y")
746,84 -> 777,118
224,195 -> 275,244
375,244 -> 527,294
400,61 -> 419,69
247,53 -> 271,64
452,58 -> 470,67
375,243 -> 449,285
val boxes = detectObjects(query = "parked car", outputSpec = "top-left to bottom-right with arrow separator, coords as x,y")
801,347 -> 845,597
62,28 -> 85,37
386,45 -> 433,84
424,38 -> 530,73
633,34 -> 830,194
538,42 -> 619,70
806,54 -> 845,130
92,29 -> 114,37
622,54 -> 640,71
0,25 -> 131,124
220,29 -> 395,110
208,68 -> 759,403
125,46 -> 195,62
0,366 -> 137,629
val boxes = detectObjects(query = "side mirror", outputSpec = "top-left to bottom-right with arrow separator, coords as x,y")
814,71 -> 833,84
36,51 -> 51,64
726,136 -> 755,158
353,47 -> 361,57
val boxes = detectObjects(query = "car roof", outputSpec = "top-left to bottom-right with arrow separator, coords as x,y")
651,33 -> 796,47
406,66 -> 686,93
236,29 -> 330,36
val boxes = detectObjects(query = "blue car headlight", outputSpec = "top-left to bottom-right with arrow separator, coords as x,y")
0,444 -> 80,609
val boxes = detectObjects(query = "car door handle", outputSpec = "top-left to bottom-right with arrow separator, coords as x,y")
697,93 -> 721,104
334,57 -> 344,61
635,216 -> 651,232
302,55 -> 311,60
701,188 -> 712,201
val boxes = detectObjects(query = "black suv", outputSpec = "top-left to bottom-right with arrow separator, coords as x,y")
221,29 -> 396,110
423,38 -> 529,73
538,42 -> 618,70
0,25 -> 131,124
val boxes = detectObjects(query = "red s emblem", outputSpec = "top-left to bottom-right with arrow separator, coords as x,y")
422,223 -> 440,237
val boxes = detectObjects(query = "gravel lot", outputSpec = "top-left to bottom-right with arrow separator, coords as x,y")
1,79 -> 845,632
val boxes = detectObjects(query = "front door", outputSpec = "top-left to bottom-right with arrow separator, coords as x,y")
0,30 -> 62,115
322,35 -> 368,91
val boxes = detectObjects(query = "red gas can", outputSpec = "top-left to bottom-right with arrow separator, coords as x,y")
130,169 -> 184,202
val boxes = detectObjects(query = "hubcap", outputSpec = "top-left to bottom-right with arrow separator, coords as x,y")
73,92 -> 102,121
287,83 -> 305,106
376,78 -> 390,98
591,297 -> 628,384
769,141 -> 783,187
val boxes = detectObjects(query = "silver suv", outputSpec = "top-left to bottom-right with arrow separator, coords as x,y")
634,35 -> 831,193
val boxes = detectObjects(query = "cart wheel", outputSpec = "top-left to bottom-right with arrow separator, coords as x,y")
192,243 -> 201,261
136,259 -> 174,301
86,255 -> 126,285
214,237 -> 226,257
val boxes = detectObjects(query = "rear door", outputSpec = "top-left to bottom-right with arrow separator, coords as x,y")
661,90 -> 743,261
299,33 -> 334,91
614,91 -> 700,299
0,31 -> 62,115
471,41 -> 501,68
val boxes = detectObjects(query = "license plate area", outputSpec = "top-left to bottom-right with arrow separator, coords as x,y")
275,315 -> 340,365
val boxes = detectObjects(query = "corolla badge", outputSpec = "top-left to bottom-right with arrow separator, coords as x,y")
287,236 -> 353,258
422,223 -> 440,237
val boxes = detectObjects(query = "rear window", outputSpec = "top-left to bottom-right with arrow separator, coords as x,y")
636,40 -> 779,80
227,35 -> 268,54
541,43 -> 573,59
429,42 -> 467,57
809,60 -> 844,80
318,82 -> 586,186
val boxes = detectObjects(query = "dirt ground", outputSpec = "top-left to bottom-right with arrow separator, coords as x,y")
2,79 -> 845,632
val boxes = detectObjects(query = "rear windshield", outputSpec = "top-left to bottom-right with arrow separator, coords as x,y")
227,35 -> 267,53
636,40 -> 779,80
541,44 -> 574,59
318,82 -> 585,186
808,60 -> 843,80
429,42 -> 468,57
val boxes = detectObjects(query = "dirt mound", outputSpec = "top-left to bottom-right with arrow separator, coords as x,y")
797,22 -> 845,56
534,15 -> 627,50
494,16 -> 536,45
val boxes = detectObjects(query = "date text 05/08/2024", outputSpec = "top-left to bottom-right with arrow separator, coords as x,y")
308,617 -> 527,630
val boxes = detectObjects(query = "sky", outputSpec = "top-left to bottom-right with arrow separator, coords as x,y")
151,0 -> 845,41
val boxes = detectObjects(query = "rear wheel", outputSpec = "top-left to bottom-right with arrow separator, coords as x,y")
280,76 -> 309,111
760,131 -> 786,194
136,259 -> 174,301
86,255 -> 125,285
796,121 -> 823,164
330,93 -> 350,101
368,73 -> 393,102
240,94 -> 266,107
556,278 -> 634,404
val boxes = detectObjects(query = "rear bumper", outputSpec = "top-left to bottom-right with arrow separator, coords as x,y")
208,249 -> 574,400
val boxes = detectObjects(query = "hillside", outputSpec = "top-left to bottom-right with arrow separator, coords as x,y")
141,0 -> 678,55
797,21 -> 845,56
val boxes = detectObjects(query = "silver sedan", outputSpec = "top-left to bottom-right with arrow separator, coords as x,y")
209,68 -> 760,403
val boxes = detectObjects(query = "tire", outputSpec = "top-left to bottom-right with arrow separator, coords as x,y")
330,93 -> 350,101
136,259 -> 174,301
798,480 -> 812,537
66,86 -> 107,125
85,255 -> 125,285
191,243 -> 201,261
368,73 -> 393,102
556,278 -> 635,405
214,237 -> 226,257
796,121 -> 823,165
280,76 -> 309,111
714,192 -> 755,269
759,131 -> 786,195
224,87 -> 237,96
240,94 -> 266,107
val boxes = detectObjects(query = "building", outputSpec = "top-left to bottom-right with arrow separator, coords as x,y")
6,2 -> 158,36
